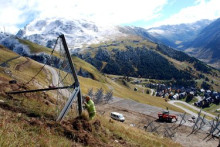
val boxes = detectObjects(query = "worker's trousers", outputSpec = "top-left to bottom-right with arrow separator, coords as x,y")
89,112 -> 96,120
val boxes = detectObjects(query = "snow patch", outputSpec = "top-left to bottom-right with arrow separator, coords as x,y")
148,29 -> 165,34
17,17 -> 126,51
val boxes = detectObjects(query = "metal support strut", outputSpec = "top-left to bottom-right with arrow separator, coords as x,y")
6,34 -> 82,121
59,34 -> 82,118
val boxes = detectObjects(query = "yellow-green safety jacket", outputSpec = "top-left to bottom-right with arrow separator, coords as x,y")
85,99 -> 96,114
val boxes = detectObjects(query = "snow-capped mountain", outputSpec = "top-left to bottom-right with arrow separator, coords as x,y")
147,19 -> 212,49
17,18 -> 127,51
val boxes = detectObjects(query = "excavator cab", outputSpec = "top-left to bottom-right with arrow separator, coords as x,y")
162,110 -> 169,115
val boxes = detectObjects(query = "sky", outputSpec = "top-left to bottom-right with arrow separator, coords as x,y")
0,0 -> 220,34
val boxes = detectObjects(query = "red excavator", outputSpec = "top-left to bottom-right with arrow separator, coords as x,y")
158,110 -> 177,122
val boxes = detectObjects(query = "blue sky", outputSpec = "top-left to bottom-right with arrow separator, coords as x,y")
0,0 -> 220,33
127,0 -> 212,27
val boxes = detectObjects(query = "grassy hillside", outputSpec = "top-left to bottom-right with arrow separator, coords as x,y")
0,94 -> 180,147
18,39 -> 60,57
16,38 -> 184,111
0,45 -> 181,146
78,39 -> 220,91
156,46 -> 220,91
79,39 -> 192,80
0,45 -> 50,87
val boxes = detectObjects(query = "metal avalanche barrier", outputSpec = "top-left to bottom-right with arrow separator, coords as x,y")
143,110 -> 219,141
7,34 -> 83,122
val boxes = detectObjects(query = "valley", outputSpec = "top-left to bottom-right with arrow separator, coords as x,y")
1,0 -> 220,146
0,17 -> 220,147
0,43 -> 183,146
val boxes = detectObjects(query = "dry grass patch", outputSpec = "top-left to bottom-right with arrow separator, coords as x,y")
97,115 -> 181,147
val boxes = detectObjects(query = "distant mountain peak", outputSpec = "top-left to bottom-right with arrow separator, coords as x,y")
16,17 -> 127,50
147,19 -> 213,49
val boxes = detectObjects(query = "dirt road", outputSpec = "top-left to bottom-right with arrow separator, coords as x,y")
97,97 -> 218,147
44,65 -> 71,98
15,57 -> 31,71
45,65 -> 218,147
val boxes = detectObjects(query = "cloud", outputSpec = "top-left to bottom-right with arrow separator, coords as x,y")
36,0 -> 168,25
1,0 -> 219,34
0,0 -> 39,34
0,0 -> 167,33
150,0 -> 220,27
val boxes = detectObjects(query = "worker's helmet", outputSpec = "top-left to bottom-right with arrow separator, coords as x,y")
85,96 -> 90,102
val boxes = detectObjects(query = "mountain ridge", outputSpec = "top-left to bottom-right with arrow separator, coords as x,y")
185,18 -> 220,69
16,17 -> 127,50
147,19 -> 213,49
146,18 -> 220,69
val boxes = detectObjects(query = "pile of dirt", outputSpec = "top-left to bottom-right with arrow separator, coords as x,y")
0,78 -> 26,97
68,117 -> 105,146
63,117 -> 134,146
72,117 -> 92,132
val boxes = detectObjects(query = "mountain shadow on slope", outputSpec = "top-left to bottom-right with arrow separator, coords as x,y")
78,44 -> 192,80
156,44 -> 212,73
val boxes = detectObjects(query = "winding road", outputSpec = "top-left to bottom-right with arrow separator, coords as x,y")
46,62 -> 216,120
168,100 -> 216,119
44,65 -> 71,98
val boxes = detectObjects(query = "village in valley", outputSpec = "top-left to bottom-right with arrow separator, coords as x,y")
113,76 -> 220,112
146,83 -> 219,108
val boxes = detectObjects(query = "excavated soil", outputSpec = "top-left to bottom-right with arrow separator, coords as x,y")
51,117 -> 113,147
97,102 -> 219,147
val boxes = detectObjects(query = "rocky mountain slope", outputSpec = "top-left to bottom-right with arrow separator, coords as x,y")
147,19 -> 212,50
147,19 -> 220,69
16,17 -> 126,50
185,18 -> 220,69
16,17 -> 160,52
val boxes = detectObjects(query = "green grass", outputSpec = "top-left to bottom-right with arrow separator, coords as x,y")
0,120 -> 75,146
174,102 -> 214,120
0,46 -> 50,86
88,39 -> 157,52
0,96 -> 78,147
203,103 -> 220,115
0,46 -> 20,63
179,97 -> 197,104
72,56 -> 106,82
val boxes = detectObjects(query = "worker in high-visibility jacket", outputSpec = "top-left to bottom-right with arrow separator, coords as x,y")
84,96 -> 96,120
